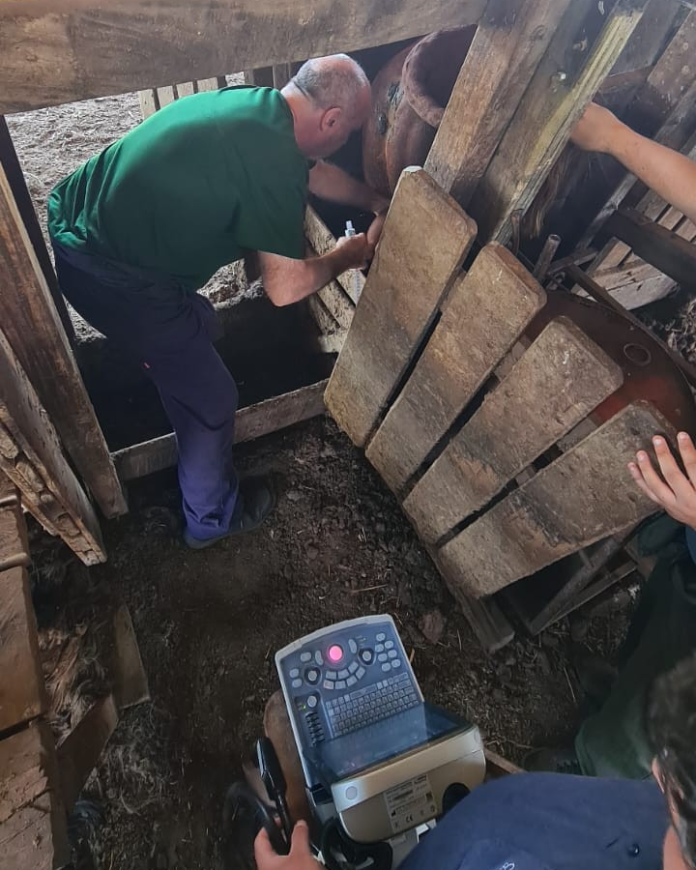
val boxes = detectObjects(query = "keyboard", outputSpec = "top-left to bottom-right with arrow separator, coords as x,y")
326,671 -> 419,736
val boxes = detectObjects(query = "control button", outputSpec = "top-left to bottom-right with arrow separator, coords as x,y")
378,653 -> 388,663
327,644 -> 343,664
381,663 -> 391,673
392,659 -> 402,668
348,639 -> 358,654
347,676 -> 358,687
315,650 -> 324,666
307,694 -> 319,709
348,662 -> 359,674
300,652 -> 312,663
306,668 -> 320,684
326,670 -> 338,680
360,649 -> 374,665
356,666 -> 366,679
345,786 -> 358,800
289,668 -> 300,678
292,678 -> 303,688
338,669 -> 350,679
376,633 -> 386,642
385,640 -> 395,650
375,644 -> 385,653
388,650 -> 397,659
323,679 -> 335,690
336,680 -> 347,690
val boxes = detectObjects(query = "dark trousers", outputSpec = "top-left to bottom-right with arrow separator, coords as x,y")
52,241 -> 239,540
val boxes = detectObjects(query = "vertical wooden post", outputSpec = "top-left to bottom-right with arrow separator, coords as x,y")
0,117 -> 74,342
0,165 -> 127,518
467,0 -> 651,243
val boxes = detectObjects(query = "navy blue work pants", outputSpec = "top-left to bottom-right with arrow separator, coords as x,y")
52,242 -> 239,541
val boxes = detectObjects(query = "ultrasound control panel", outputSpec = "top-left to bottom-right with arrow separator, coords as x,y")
276,616 -> 424,784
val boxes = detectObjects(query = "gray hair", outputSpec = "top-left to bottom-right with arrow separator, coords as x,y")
291,55 -> 369,119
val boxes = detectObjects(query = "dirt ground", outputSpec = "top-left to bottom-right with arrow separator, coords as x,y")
10,89 -> 643,870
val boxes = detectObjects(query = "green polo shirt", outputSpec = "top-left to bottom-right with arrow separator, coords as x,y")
48,87 -> 310,290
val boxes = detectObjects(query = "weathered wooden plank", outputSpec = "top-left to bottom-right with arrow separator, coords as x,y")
110,605 -> 150,711
605,207 -> 696,290
0,165 -> 126,518
437,402 -> 670,599
0,118 -> 74,343
611,0 -> 684,76
305,206 -> 365,304
197,76 -> 228,92
0,722 -> 70,870
317,282 -> 354,332
156,85 -> 177,107
405,318 -> 623,544
0,326 -> 106,564
457,594 -> 515,654
0,477 -> 30,572
138,88 -> 159,119
0,0 -> 487,114
0,566 -> 46,732
469,0 -> 651,244
113,379 -> 329,481
425,0 -> 573,206
366,244 -> 546,494
57,694 -> 119,811
325,169 -> 477,448
176,81 -> 196,97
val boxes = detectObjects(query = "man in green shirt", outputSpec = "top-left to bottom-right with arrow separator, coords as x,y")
49,55 -> 388,547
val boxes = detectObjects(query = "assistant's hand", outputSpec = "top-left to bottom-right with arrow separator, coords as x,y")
570,103 -> 624,154
629,432 -> 696,529
254,820 -> 321,870
334,233 -> 373,271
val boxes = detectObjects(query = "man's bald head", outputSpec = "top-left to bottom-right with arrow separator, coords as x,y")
282,54 -> 372,158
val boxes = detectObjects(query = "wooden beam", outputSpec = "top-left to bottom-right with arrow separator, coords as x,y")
0,723 -> 70,870
405,318 -> 623,545
605,207 -> 696,290
113,379 -> 329,481
0,0 -> 487,114
425,0 -> 573,206
325,168 -> 477,448
0,566 -> 47,732
0,165 -> 126,518
366,244 -> 547,494
0,477 -> 30,572
0,118 -> 74,343
437,402 -> 670,599
0,325 -> 106,564
468,0 -> 651,244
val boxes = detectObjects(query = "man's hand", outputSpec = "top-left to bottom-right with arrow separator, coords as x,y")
367,212 -> 387,248
570,103 -> 624,154
334,233 -> 373,271
254,821 -> 321,870
629,432 -> 696,529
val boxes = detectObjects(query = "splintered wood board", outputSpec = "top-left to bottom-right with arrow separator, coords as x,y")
436,402 -> 670,599
404,317 -> 624,544
366,243 -> 546,494
325,168 -> 477,447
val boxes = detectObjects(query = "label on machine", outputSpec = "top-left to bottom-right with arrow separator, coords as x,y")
383,773 -> 437,834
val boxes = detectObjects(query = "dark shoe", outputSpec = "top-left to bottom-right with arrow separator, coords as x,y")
524,747 -> 581,774
184,477 -> 275,549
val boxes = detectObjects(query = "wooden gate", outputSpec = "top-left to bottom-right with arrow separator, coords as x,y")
326,168 -> 671,648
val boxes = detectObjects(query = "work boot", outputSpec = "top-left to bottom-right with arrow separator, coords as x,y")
183,477 -> 275,549
523,747 -> 582,775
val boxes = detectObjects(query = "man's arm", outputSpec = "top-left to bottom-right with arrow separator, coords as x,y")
571,103 -> 696,224
309,161 -> 390,215
259,234 -> 371,307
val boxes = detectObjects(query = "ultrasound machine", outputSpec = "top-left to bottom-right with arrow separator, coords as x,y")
258,615 -> 485,869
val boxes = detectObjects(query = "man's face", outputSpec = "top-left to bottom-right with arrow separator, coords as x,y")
313,87 -> 372,158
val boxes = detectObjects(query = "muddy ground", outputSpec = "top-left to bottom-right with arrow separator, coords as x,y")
8,89 -> 653,870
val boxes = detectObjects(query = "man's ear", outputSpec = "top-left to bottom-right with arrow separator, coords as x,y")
321,107 -> 342,131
